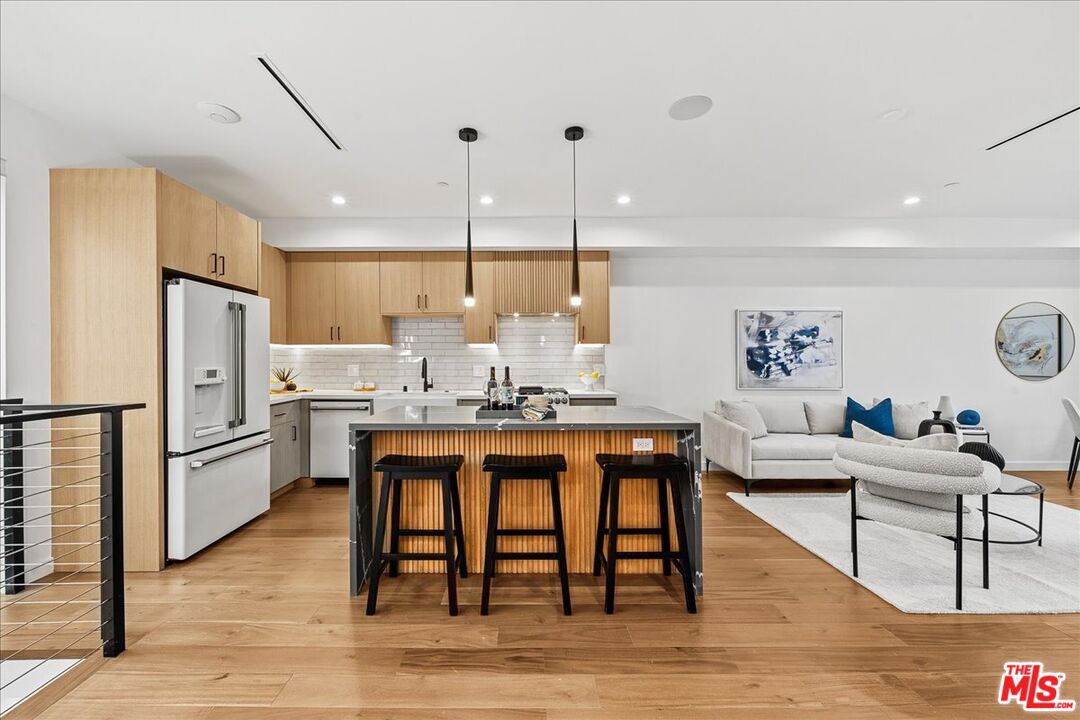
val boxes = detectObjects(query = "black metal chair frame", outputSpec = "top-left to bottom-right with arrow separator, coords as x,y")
849,477 -> 989,610
593,456 -> 697,614
480,455 -> 572,616
1068,435 -> 1078,491
367,456 -> 467,616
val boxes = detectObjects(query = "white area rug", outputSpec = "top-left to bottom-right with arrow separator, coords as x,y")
728,491 -> 1080,614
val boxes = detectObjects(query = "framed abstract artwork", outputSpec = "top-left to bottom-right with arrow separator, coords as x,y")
995,307 -> 1066,379
736,309 -> 844,390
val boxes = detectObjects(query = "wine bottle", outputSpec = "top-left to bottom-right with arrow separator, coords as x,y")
499,366 -> 514,410
485,367 -> 498,410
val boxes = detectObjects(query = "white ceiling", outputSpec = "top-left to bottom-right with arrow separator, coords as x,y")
1,0 -> 1077,220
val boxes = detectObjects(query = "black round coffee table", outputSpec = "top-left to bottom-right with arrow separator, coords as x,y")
964,473 -> 1044,545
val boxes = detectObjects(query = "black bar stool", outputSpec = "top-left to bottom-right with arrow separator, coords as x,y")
593,453 -> 696,614
367,454 -> 467,616
480,454 -> 571,616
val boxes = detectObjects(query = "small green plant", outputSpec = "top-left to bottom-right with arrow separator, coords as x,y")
271,367 -> 298,384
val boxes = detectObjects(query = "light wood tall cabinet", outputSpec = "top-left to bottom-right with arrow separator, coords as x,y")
287,252 -> 391,345
463,251 -> 497,344
379,251 -> 465,314
259,242 -> 289,344
51,167 -> 261,571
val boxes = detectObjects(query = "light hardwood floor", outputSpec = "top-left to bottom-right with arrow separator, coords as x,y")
31,471 -> 1080,719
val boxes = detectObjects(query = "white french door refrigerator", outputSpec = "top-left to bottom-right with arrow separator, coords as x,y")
165,278 -> 271,560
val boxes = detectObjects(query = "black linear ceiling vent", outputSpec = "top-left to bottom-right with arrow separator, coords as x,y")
256,55 -> 344,150
985,105 -> 1079,151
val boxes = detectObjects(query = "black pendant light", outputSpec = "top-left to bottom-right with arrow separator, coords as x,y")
460,127 -> 478,307
565,125 -> 584,307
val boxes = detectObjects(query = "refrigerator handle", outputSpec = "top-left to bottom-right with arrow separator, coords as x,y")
227,301 -> 247,428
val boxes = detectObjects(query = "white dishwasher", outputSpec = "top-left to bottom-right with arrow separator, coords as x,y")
309,400 -> 372,479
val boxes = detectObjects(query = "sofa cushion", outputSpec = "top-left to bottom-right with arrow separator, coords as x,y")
874,398 -> 930,440
753,400 -> 811,434
841,397 -> 894,438
752,433 -> 839,460
804,401 -> 846,434
718,400 -> 768,439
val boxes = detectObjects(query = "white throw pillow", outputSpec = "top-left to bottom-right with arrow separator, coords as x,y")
874,398 -> 930,440
908,432 -> 959,452
719,400 -> 768,439
850,421 -> 959,452
851,422 -> 905,447
804,401 -> 846,435
753,400 -> 811,434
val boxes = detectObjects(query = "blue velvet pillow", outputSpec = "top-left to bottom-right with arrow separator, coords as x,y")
840,397 -> 895,438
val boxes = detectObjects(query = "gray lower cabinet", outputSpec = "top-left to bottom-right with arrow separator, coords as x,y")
270,401 -> 302,494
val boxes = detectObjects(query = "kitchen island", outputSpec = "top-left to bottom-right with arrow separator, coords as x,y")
348,405 -> 702,596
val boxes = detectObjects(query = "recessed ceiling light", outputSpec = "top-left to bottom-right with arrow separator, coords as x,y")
331,194 -> 347,206
880,108 -> 908,122
196,101 -> 241,124
436,181 -> 450,188
903,196 -> 921,206
616,195 -> 631,205
668,95 -> 713,121
479,195 -> 493,205
943,181 -> 960,189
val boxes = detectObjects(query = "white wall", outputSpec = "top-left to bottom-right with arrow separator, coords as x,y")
607,254 -> 1080,469
0,94 -> 136,584
0,94 -> 137,402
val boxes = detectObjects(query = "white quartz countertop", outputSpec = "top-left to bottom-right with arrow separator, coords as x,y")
270,387 -> 617,405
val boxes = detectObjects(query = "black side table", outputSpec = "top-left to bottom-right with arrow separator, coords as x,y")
918,410 -> 956,437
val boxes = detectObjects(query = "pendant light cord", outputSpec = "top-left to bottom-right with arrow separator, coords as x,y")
466,139 -> 471,223
572,139 -> 577,220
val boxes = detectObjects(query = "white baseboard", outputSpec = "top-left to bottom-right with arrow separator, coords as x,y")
1007,461 -> 1071,471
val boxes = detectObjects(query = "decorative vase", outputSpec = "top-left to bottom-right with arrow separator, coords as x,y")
936,395 -> 956,421
285,382 -> 298,391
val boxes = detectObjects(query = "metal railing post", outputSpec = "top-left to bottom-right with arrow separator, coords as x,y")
99,409 -> 126,656
2,397 -> 26,595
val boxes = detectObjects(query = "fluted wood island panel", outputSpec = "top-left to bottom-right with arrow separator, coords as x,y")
348,406 -> 703,596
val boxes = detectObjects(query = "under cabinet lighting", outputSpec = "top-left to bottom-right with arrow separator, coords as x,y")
270,343 -> 391,349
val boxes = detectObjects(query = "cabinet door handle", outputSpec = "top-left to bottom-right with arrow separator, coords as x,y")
424,294 -> 429,309
337,326 -> 341,341
292,425 -> 297,441
330,326 -> 334,342
580,325 -> 585,342
417,294 -> 421,310
220,255 -> 226,276
210,253 -> 218,275
488,324 -> 493,341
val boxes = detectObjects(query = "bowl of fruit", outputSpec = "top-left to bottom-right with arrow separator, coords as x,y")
578,370 -> 600,389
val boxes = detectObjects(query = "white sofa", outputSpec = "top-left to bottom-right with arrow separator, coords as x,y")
703,398 -> 930,494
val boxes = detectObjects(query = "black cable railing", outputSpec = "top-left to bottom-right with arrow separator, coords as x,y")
1,398 -> 144,712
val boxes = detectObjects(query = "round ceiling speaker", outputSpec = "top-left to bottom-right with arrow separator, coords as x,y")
196,102 -> 241,124
668,95 -> 713,121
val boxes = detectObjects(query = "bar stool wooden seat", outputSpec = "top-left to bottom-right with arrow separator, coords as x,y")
480,454 -> 572,616
593,453 -> 697,614
366,454 -> 467,616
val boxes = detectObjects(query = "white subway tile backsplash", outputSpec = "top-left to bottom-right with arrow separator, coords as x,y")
270,316 -> 604,391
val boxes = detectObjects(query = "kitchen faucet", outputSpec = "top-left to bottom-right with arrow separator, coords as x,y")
421,357 -> 433,392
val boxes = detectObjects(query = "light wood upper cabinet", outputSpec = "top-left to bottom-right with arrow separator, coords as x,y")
421,252 -> 465,314
464,251 -> 497,344
336,253 -> 392,344
155,172 -> 260,292
379,251 -> 424,314
287,253 -> 337,344
157,173 -> 217,279
215,203 -> 260,291
575,251 -> 610,344
494,251 -> 574,315
259,243 -> 288,344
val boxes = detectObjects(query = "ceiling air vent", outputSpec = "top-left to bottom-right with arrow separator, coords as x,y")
255,54 -> 344,150
985,105 -> 1079,151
